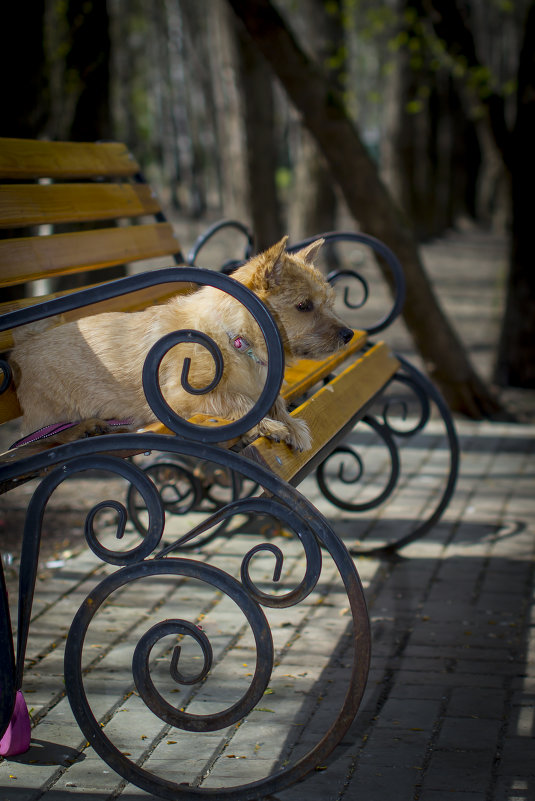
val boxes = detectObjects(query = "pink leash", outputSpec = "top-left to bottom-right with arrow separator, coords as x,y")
0,691 -> 31,756
10,419 -> 131,450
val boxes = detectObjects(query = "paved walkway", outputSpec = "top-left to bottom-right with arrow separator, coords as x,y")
1,227 -> 534,800
1,418 -> 534,800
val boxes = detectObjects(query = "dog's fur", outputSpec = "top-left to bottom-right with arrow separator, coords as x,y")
10,237 -> 354,452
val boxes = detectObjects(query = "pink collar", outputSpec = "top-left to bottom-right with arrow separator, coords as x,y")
229,333 -> 266,366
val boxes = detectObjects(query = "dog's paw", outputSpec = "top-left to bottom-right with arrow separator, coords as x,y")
283,416 -> 312,452
256,416 -> 312,452
256,417 -> 292,444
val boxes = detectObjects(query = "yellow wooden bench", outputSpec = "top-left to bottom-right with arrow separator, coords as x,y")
0,137 -> 457,544
0,137 -> 400,485
0,137 -> 456,796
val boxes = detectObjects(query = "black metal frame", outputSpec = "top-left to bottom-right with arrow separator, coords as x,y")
0,259 -> 370,797
316,353 -> 460,555
165,225 -> 459,555
0,220 -> 459,795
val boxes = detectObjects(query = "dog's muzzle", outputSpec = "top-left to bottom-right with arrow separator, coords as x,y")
339,327 -> 354,345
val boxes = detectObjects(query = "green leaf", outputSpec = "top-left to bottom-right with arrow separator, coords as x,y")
405,100 -> 423,114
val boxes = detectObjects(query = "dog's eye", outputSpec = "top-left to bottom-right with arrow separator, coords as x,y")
296,299 -> 314,312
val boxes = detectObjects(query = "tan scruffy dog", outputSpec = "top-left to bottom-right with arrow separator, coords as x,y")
10,237 -> 354,452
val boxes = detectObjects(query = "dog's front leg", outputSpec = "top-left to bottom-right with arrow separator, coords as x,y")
211,391 -> 311,452
266,395 -> 312,452
243,396 -> 311,452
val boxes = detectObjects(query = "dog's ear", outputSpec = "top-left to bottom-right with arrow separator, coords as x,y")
260,235 -> 289,288
294,238 -> 324,265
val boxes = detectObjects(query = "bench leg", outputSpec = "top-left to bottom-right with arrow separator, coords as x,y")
0,473 -> 56,755
315,355 -> 459,554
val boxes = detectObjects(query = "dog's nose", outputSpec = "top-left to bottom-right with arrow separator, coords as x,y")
339,327 -> 354,344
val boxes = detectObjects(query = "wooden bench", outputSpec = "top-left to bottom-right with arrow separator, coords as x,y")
0,138 -> 457,796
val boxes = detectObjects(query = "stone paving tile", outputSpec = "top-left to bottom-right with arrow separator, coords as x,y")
422,748 -> 496,794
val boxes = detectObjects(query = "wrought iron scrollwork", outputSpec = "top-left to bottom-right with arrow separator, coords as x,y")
0,264 -> 284,766
187,219 -> 254,272
288,231 -> 406,334
1,432 -> 370,798
0,559 -> 16,741
0,358 -> 11,395
126,456 -> 256,547
315,356 -> 459,554
68,559 -> 275,735
161,330 -> 225,396
327,269 -> 369,310
316,414 -> 400,514
67,438 -> 368,799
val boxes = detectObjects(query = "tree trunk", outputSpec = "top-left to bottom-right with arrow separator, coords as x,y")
0,3 -> 49,305
66,0 -> 112,142
381,0 -> 481,240
420,0 -> 535,388
52,0 -> 121,291
234,21 -> 284,251
1,3 -> 49,138
286,0 -> 342,251
494,0 -> 535,387
160,0 -> 206,216
208,0 -> 250,221
227,0 -> 506,418
292,133 -> 339,263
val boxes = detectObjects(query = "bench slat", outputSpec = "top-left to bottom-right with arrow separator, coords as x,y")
0,139 -> 139,179
0,223 -> 182,288
283,330 -> 368,404
247,342 -> 400,485
0,183 -> 162,229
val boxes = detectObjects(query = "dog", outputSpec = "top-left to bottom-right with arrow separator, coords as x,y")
10,237 -> 354,453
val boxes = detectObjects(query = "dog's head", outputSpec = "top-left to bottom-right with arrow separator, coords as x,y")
234,237 -> 354,361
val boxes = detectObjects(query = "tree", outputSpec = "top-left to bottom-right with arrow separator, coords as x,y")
1,3 -> 49,138
50,0 -> 123,290
207,1 -> 250,222
284,0 -> 344,246
227,0 -> 506,418
499,0 -> 535,387
416,0 -> 535,387
234,17 -> 285,249
381,0 -> 481,239
64,0 -> 112,142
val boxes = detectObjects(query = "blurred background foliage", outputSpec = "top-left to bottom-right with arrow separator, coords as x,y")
2,0 -> 534,406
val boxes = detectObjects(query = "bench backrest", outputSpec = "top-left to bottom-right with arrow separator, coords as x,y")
0,137 -> 188,424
